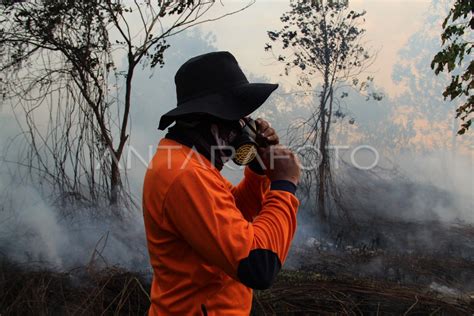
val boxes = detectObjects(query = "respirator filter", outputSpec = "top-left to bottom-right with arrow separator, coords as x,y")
231,118 -> 261,166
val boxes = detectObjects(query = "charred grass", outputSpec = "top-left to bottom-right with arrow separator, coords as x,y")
1,220 -> 473,315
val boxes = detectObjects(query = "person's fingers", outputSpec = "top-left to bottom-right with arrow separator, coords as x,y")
260,144 -> 281,157
258,146 -> 271,163
265,134 -> 279,145
275,146 -> 293,159
262,127 -> 274,137
254,119 -> 279,145
255,118 -> 270,133
255,117 -> 266,126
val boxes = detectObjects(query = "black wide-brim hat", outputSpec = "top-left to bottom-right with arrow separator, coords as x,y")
158,51 -> 278,130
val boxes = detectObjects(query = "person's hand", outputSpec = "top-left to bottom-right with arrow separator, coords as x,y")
255,118 -> 279,146
260,145 -> 301,186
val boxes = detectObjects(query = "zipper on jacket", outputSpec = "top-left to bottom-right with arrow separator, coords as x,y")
201,304 -> 208,316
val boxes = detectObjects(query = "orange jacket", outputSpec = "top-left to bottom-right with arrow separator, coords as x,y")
142,138 -> 299,315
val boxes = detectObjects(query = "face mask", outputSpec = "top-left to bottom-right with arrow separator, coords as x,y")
230,118 -> 267,166
211,118 -> 267,166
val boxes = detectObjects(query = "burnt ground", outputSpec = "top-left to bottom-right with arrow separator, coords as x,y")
252,220 -> 474,315
252,272 -> 474,315
1,220 -> 474,315
287,220 -> 474,289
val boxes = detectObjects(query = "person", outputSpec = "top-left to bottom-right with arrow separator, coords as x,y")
142,51 -> 301,315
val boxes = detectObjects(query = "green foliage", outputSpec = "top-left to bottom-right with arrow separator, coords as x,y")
2,1 -> 111,70
265,1 -> 369,85
265,0 -> 381,104
431,0 -> 473,135
0,1 -> 201,77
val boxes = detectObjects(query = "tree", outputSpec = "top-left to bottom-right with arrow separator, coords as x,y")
431,0 -> 473,135
0,1 -> 253,209
391,0 -> 473,153
265,0 -> 381,224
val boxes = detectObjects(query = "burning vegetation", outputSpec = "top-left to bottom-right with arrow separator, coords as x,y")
2,218 -> 473,315
0,0 -> 473,315
262,219 -> 474,315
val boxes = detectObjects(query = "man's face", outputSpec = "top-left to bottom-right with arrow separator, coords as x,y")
209,119 -> 244,164
211,119 -> 243,145
210,125 -> 236,149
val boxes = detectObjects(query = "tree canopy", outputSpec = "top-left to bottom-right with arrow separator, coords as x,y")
431,0 -> 473,135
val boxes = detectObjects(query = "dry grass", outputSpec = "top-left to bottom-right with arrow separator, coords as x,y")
0,261 -> 150,316
252,271 -> 474,315
1,221 -> 474,315
2,260 -> 473,315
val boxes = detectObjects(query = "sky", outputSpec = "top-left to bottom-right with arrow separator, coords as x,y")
198,0 -> 432,97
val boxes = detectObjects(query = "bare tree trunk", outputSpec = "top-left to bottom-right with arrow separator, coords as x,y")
316,17 -> 331,224
317,89 -> 328,223
109,56 -> 134,205
317,135 -> 327,223
110,155 -> 121,206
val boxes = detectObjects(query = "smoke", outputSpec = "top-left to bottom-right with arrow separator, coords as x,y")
0,5 -> 472,279
284,150 -> 473,291
0,28 -> 218,271
0,111 -> 150,270
0,173 -> 149,270
0,183 -> 65,267
335,150 -> 473,223
0,64 -> 149,272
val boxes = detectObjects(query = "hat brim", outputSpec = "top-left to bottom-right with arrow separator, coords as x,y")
158,83 -> 279,130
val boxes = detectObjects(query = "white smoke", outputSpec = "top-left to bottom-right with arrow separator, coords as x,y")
0,173 -> 149,270
0,28 -> 218,271
0,182 -> 66,267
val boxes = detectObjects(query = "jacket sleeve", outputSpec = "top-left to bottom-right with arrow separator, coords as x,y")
224,166 -> 271,222
163,166 -> 299,290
